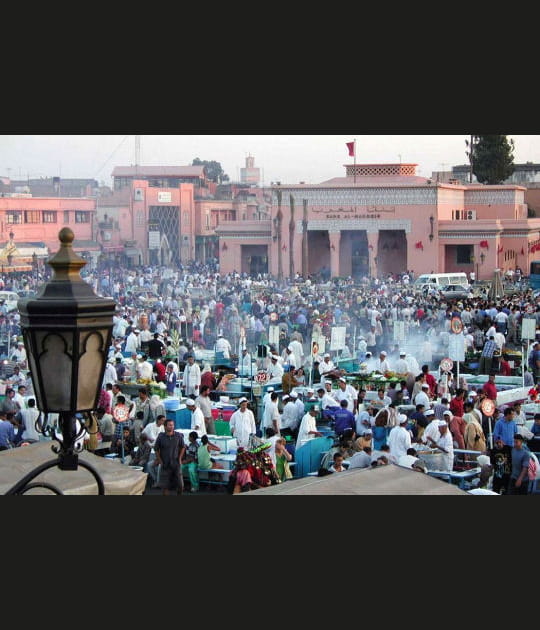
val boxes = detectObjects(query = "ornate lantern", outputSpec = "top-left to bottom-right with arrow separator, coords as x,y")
16,228 -> 115,473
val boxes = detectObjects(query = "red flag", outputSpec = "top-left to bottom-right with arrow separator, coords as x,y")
479,240 -> 489,249
497,244 -> 503,253
521,247 -> 525,255
415,241 -> 424,250
346,141 -> 355,157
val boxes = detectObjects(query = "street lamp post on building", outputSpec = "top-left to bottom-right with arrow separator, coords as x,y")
32,251 -> 37,287
480,252 -> 485,280
6,228 -> 116,495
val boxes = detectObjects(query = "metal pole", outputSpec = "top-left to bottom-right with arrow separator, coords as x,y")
522,342 -> 525,389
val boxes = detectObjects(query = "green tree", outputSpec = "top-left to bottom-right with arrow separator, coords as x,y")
467,135 -> 515,184
191,158 -> 230,183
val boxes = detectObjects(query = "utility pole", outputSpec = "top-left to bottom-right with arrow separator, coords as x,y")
289,194 -> 295,280
469,134 -> 474,183
302,198 -> 308,279
276,189 -> 283,284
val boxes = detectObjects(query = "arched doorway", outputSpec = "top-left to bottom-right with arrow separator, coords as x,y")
377,230 -> 407,276
307,231 -> 330,278
341,230 -> 369,279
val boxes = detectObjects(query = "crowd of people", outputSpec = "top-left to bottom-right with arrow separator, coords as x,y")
1,260 -> 539,495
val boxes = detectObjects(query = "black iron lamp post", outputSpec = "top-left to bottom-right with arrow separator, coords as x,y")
7,228 -> 116,494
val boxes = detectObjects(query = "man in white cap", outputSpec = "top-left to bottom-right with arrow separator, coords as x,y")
288,337 -> 304,370
229,397 -> 256,449
394,351 -> 409,375
290,390 -> 305,427
387,413 -> 412,462
137,353 -> 154,382
281,394 -> 299,437
12,340 -> 27,369
316,385 -> 340,411
333,376 -> 358,413
182,353 -> 201,398
186,398 -> 206,436
262,390 -> 281,435
281,345 -> 297,371
373,350 -> 391,375
215,332 -> 232,359
296,405 -> 323,450
414,383 -> 431,409
357,335 -> 367,362
425,420 -> 454,472
318,352 -> 340,384
102,356 -> 118,388
421,408 -> 440,445
262,386 -> 274,416
125,328 -> 141,354
266,353 -> 284,382
238,346 -> 252,377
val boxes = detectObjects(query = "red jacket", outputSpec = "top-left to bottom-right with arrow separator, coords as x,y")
425,372 -> 437,397
449,396 -> 464,418
482,381 -> 498,401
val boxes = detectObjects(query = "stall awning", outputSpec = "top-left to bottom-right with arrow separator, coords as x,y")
72,239 -> 101,252
102,245 -> 125,253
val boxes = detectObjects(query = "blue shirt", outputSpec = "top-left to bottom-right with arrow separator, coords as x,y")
0,420 -> 15,448
333,407 -> 356,436
492,418 -> 518,447
511,447 -> 530,480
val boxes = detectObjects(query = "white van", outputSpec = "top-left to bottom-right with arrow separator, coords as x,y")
0,291 -> 20,312
413,272 -> 469,293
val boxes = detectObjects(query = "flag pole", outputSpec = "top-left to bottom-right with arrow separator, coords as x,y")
353,138 -> 357,184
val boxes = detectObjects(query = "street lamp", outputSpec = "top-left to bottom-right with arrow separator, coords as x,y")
471,254 -> 478,283
32,251 -> 37,287
7,228 -> 116,494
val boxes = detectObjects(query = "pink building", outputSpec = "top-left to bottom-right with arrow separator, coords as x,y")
0,195 -> 98,271
217,163 -> 540,280
97,169 -> 272,268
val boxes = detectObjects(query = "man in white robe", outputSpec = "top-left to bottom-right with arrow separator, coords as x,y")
229,397 -> 256,449
296,407 -> 323,450
387,414 -> 412,462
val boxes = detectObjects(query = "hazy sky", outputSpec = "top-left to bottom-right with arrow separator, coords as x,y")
1,134 -> 539,187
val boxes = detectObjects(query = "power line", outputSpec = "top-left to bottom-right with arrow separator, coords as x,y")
93,135 -> 129,178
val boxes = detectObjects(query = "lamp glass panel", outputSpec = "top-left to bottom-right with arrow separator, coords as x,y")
34,329 -> 75,411
76,328 -> 109,410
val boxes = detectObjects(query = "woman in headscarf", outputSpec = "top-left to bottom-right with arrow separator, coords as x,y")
200,362 -> 217,392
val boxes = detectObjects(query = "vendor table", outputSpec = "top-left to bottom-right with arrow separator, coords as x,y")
427,467 -> 481,490
211,454 -> 237,470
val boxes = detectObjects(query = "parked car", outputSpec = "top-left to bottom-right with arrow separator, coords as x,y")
0,290 -> 21,312
438,284 -> 473,300
16,289 -> 37,299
